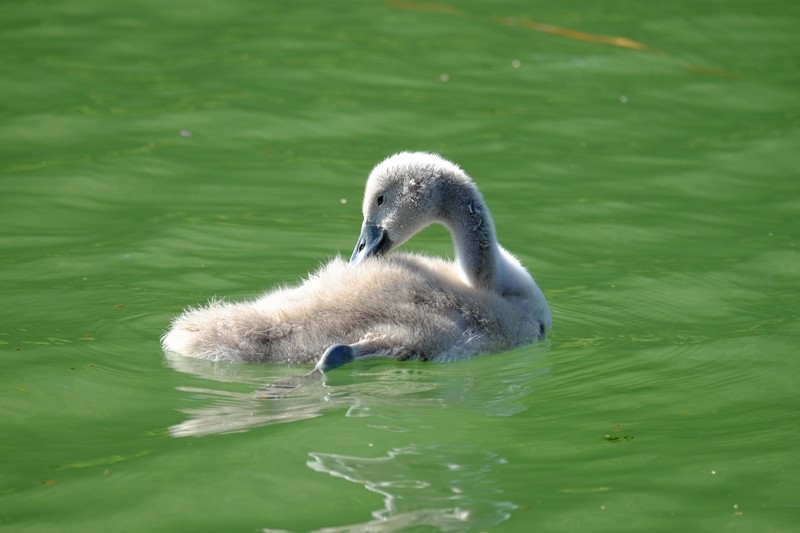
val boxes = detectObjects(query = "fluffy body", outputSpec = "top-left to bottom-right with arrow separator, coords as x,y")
162,152 -> 551,366
162,253 -> 549,363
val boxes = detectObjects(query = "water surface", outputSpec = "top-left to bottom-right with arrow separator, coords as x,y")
2,0 -> 799,531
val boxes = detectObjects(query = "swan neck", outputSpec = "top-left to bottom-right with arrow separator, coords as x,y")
441,184 -> 499,290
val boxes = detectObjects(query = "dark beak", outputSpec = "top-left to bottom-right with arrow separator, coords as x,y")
350,224 -> 392,265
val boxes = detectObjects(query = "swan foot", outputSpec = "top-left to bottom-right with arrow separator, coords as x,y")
255,371 -> 322,399
315,344 -> 357,373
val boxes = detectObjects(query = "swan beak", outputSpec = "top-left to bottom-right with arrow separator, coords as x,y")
350,224 -> 392,265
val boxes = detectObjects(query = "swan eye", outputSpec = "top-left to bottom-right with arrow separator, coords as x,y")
376,194 -> 385,207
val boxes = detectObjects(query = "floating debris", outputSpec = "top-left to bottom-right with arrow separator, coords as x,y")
602,434 -> 634,443
501,18 -> 648,51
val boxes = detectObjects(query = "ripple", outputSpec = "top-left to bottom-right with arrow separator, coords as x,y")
304,444 -> 515,532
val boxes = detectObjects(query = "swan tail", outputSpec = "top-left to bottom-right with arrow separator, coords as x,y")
161,300 -> 300,363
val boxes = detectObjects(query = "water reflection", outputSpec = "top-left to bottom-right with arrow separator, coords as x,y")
167,348 -> 550,438
166,354 -> 332,437
304,444 -> 515,532
169,386 -> 327,437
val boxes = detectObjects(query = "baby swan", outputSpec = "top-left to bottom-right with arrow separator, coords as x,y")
162,152 -> 551,372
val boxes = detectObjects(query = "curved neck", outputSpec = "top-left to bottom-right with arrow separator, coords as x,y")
439,182 -> 499,290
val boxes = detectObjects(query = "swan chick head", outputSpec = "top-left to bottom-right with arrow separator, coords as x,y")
350,152 -> 470,264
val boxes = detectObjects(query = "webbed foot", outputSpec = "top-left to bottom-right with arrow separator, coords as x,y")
255,372 -> 321,399
315,344 -> 357,372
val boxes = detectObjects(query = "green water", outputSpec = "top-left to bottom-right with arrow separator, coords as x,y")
2,0 -> 799,531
